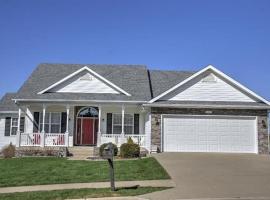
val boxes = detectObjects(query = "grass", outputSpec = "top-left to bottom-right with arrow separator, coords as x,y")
0,187 -> 170,200
0,157 -> 170,187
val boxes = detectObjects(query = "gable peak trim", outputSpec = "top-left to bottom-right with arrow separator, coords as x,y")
37,66 -> 131,96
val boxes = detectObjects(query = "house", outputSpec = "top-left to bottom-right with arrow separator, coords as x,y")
0,63 -> 269,154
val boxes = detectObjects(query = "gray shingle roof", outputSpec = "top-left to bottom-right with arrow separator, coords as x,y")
149,70 -> 195,98
0,63 -> 268,111
15,63 -> 152,101
0,93 -> 18,112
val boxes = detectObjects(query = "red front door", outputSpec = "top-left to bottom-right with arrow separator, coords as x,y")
76,118 -> 97,145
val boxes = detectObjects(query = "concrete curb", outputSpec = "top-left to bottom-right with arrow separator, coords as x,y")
0,180 -> 175,194
177,198 -> 270,200
68,197 -> 147,200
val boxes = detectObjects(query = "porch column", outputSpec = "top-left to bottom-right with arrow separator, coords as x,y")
65,105 -> 70,147
97,105 -> 102,146
16,108 -> 21,147
41,104 -> 46,147
121,105 -> 125,144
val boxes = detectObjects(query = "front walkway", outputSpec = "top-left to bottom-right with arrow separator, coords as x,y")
0,180 -> 175,194
141,153 -> 270,200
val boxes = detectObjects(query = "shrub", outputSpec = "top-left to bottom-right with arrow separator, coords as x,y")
127,137 -> 134,144
1,143 -> 15,158
120,142 -> 140,158
99,143 -> 118,157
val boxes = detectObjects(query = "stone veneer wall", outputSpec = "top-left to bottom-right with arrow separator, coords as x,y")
151,107 -> 269,154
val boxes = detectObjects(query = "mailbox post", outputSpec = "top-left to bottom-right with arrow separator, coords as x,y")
101,143 -> 115,191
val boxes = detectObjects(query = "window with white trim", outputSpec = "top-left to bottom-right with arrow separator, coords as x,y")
11,118 -> 18,136
39,112 -> 61,133
112,114 -> 134,134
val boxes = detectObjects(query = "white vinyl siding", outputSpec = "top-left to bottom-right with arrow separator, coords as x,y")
50,72 -> 119,94
112,114 -> 134,134
163,115 -> 257,153
166,73 -> 256,102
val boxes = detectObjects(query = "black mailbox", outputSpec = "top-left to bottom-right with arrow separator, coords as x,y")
101,142 -> 115,191
102,143 -> 114,159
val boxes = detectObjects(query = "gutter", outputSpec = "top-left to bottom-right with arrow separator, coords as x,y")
13,99 -> 148,104
142,103 -> 270,110
0,111 -> 18,114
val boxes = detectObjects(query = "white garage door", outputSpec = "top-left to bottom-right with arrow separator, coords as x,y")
163,115 -> 257,153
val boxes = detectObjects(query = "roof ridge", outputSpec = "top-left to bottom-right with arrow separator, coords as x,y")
149,69 -> 196,73
39,63 -> 148,68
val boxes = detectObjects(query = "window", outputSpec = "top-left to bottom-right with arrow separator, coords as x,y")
77,107 -> 98,117
11,118 -> 18,136
4,117 -> 25,136
39,112 -> 61,133
112,114 -> 134,134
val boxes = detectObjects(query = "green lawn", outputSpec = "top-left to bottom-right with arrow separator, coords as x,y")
0,157 -> 170,187
0,187 -> 170,200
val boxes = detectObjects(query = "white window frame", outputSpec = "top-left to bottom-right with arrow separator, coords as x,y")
112,113 -> 134,135
10,117 -> 18,136
39,112 -> 62,133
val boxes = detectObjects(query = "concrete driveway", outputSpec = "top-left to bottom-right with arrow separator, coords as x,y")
141,153 -> 270,200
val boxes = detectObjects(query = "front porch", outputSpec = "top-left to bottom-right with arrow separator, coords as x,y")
16,103 -> 149,149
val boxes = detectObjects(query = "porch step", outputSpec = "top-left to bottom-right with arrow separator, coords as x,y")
67,147 -> 96,160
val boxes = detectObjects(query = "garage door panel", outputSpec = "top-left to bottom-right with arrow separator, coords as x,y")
163,115 -> 256,153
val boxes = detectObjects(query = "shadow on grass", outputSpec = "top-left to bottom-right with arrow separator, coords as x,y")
115,185 -> 140,191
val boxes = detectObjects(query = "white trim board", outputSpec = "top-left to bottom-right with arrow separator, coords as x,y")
37,66 -> 131,96
149,65 -> 270,105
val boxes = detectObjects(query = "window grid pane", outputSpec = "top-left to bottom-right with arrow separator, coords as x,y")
113,114 -> 122,125
11,127 -> 17,135
124,114 -> 133,125
12,118 -> 18,126
113,125 -> 122,134
51,113 -> 61,124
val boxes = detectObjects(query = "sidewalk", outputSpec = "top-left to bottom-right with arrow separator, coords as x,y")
0,180 -> 175,194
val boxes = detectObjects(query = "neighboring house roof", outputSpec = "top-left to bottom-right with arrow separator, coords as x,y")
15,63 -> 152,102
0,93 -> 18,112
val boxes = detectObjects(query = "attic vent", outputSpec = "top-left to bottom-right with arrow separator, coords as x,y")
202,74 -> 217,83
80,73 -> 93,81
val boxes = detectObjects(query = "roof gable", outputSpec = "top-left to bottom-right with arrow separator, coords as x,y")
150,65 -> 270,105
39,67 -> 129,95
162,72 -> 257,102
38,66 -> 131,96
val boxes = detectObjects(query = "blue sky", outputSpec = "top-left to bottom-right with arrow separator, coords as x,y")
0,0 -> 269,100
